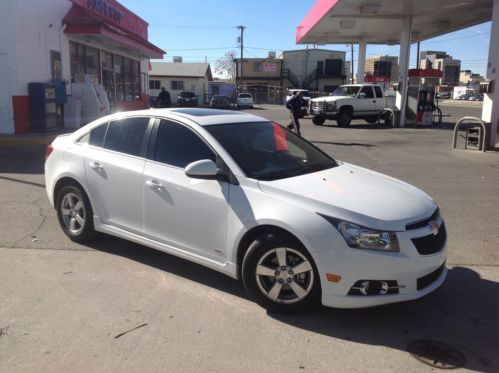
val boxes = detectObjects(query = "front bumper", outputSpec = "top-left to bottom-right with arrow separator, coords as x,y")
312,224 -> 447,308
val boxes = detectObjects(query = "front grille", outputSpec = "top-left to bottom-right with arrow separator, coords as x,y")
411,223 -> 447,255
417,262 -> 446,290
310,101 -> 324,111
406,208 -> 440,230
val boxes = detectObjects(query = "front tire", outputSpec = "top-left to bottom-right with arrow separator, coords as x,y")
312,115 -> 326,125
242,235 -> 320,313
56,185 -> 96,243
337,109 -> 352,127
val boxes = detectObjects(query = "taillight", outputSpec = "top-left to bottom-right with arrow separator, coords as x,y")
45,144 -> 54,161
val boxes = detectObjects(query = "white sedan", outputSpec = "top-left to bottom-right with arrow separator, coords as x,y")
45,108 -> 447,313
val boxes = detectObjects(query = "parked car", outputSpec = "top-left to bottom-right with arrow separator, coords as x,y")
236,93 -> 254,109
45,108 -> 447,313
456,94 -> 468,100
177,91 -> 198,107
436,92 -> 450,99
210,95 -> 230,109
285,89 -> 311,118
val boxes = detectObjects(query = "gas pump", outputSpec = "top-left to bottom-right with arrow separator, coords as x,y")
406,69 -> 442,126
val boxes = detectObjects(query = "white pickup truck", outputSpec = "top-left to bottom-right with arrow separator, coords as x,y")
308,84 -> 395,127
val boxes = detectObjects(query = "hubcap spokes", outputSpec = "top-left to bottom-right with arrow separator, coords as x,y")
255,247 -> 314,304
61,193 -> 85,234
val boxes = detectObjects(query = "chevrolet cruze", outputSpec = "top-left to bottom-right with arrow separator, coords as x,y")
45,108 -> 447,313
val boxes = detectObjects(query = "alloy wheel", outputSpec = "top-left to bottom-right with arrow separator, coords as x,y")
255,247 -> 314,304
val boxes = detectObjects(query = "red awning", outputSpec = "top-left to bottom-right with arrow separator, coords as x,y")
63,5 -> 165,59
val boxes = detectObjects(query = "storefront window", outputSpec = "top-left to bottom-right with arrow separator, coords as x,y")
69,42 -> 84,82
132,61 -> 141,100
85,46 -> 100,84
124,57 -> 133,101
68,41 -> 141,102
115,56 -> 125,102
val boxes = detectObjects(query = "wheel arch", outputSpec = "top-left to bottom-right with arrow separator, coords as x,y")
52,176 -> 92,209
236,224 -> 307,280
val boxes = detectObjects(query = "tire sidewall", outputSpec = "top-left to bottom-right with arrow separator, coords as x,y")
56,185 -> 95,242
242,236 -> 321,313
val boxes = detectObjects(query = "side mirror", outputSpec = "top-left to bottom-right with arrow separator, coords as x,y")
185,159 -> 226,181
358,92 -> 367,99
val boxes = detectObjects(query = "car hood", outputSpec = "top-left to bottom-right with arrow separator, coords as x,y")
311,95 -> 350,102
257,162 -> 436,231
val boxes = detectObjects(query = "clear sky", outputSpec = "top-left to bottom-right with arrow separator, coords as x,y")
119,0 -> 491,77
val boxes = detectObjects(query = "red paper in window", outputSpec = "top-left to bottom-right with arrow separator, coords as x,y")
272,122 -> 288,151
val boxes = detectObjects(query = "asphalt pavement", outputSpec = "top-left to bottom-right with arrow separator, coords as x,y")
0,103 -> 498,372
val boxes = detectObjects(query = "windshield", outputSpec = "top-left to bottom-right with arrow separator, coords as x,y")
331,86 -> 360,97
206,122 -> 337,181
180,92 -> 195,98
238,93 -> 252,98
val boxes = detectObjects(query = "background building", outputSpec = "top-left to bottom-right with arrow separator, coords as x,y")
460,70 -> 484,85
149,62 -> 213,106
0,0 -> 164,134
420,51 -> 461,86
280,49 -> 347,93
364,55 -> 398,83
233,56 -> 283,104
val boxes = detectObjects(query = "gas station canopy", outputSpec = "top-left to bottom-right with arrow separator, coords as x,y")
296,0 -> 493,45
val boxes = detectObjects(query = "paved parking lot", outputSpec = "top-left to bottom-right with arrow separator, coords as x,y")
0,104 -> 498,372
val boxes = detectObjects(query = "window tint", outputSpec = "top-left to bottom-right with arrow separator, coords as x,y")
374,86 -> 383,98
103,117 -> 150,156
89,123 -> 108,147
360,86 -> 374,98
154,120 -> 215,168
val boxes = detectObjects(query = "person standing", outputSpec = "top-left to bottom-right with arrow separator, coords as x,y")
157,87 -> 171,108
286,91 -> 304,135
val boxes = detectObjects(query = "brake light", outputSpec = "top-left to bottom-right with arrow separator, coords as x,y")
45,144 -> 53,161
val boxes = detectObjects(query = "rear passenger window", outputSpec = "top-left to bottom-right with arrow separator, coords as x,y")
360,86 -> 374,98
104,117 -> 150,157
374,86 -> 383,98
154,120 -> 215,168
89,123 -> 108,147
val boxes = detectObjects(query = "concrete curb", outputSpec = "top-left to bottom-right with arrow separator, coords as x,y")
0,130 -> 72,146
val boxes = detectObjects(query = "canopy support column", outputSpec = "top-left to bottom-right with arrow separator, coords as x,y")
482,0 -> 499,147
357,41 -> 367,83
396,16 -> 412,128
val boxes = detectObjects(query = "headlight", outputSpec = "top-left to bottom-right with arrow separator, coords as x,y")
319,215 -> 399,252
325,101 -> 336,110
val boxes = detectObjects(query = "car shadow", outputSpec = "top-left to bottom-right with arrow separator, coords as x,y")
0,145 -> 45,174
87,235 -> 498,371
311,141 -> 373,147
268,266 -> 499,372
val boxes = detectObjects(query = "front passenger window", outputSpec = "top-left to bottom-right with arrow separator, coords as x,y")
360,87 -> 374,99
154,120 -> 216,168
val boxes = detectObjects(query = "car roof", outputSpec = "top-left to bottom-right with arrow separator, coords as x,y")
94,108 -> 267,127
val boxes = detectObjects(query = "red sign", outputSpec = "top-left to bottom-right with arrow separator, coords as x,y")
408,68 -> 443,78
70,0 -> 148,39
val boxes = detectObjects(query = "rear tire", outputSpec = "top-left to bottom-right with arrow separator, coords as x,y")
312,115 -> 326,126
56,185 -> 96,243
242,235 -> 321,313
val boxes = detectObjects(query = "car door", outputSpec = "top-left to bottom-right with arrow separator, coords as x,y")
356,86 -> 377,115
373,85 -> 386,111
143,119 -> 229,260
84,116 -> 152,233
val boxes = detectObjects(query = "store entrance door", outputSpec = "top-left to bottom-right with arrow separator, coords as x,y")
102,69 -> 115,111
0,52 -> 13,133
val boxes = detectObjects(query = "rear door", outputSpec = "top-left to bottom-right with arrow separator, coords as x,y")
143,119 -> 229,260
84,116 -> 152,233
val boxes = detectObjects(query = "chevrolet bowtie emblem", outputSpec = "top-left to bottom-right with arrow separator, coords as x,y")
429,220 -> 439,236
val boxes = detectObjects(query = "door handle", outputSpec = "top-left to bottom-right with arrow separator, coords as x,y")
146,179 -> 163,188
372,100 -> 377,103
89,161 -> 103,170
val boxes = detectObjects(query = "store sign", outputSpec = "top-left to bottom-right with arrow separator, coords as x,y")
86,0 -> 123,25
70,0 -> 148,40
263,63 -> 277,72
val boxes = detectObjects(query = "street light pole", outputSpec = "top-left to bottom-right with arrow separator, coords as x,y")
237,25 -> 246,91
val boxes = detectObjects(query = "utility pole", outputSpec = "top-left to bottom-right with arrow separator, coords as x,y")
416,42 -> 420,68
351,44 -> 354,83
237,25 -> 246,91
